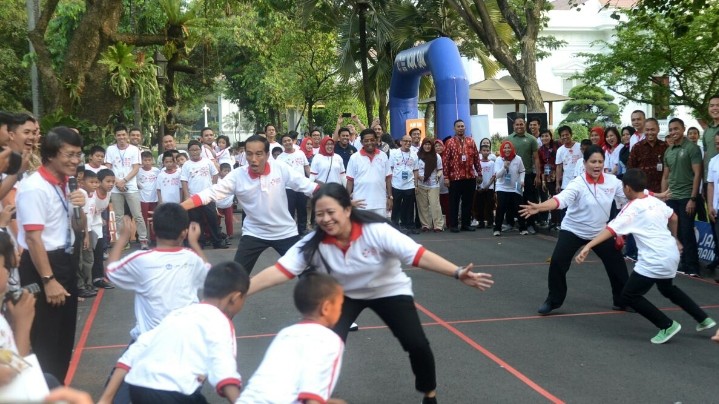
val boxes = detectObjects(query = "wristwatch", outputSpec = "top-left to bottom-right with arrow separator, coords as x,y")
42,274 -> 55,284
690,196 -> 697,202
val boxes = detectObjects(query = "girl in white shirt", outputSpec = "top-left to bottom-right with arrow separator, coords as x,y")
519,145 -> 631,316
310,137 -> 346,185
493,141 -> 525,236
246,183 -> 494,404
603,127 -> 624,176
215,135 -> 235,167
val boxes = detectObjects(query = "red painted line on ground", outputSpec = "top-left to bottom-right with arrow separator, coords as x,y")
681,273 -> 719,286
414,302 -> 565,404
83,343 -> 129,351
65,288 -> 106,385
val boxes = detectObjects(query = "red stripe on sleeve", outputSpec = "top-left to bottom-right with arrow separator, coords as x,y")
23,224 -> 44,231
190,194 -> 203,207
551,196 -> 561,209
215,378 -> 242,397
116,362 -> 130,372
606,226 -> 617,238
346,176 -> 354,181
297,393 -> 326,404
275,263 -> 296,279
412,246 -> 427,267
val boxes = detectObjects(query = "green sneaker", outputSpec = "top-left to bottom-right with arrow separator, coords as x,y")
651,321 -> 681,344
696,317 -> 716,332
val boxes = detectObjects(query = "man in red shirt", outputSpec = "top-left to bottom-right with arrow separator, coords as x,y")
443,120 -> 481,232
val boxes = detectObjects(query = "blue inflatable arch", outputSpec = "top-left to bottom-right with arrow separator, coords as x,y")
389,37 -> 471,140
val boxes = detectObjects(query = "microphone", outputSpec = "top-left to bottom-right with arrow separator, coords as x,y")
68,176 -> 81,220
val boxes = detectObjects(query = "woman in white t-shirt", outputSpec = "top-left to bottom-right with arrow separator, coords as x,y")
310,137 -> 345,186
519,145 -> 631,316
247,183 -> 493,404
493,141 -> 525,236
603,127 -> 624,176
414,139 -> 444,232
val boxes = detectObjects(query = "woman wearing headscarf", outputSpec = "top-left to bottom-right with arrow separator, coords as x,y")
310,137 -> 346,186
414,139 -> 444,232
300,138 -> 315,166
589,126 -> 607,152
493,141 -> 526,236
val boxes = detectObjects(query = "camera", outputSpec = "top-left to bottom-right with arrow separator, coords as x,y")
0,146 -> 23,176
4,283 -> 40,304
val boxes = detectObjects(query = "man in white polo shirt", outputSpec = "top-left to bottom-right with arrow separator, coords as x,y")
181,135 -> 318,274
346,128 -> 392,218
389,135 -> 418,233
105,124 -> 148,250
17,126 -> 87,382
629,110 -> 646,151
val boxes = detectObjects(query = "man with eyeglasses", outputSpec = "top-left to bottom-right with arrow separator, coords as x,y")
389,135 -> 419,233
17,127 -> 87,383
105,124 -> 149,251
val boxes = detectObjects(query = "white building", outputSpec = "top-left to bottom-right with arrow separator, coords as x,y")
461,0 -> 699,138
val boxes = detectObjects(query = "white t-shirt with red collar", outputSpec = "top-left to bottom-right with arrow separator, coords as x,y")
189,158 -> 318,240
277,149 -> 309,176
92,191 -> 111,237
16,167 -> 74,250
84,163 -> 104,174
105,144 -> 141,193
118,303 -> 241,398
555,142 -> 582,190
607,195 -> 678,278
181,157 -> 218,195
157,168 -> 182,204
137,166 -> 160,203
106,247 -> 209,340
237,321 -> 343,404
276,222 -> 425,299
346,149 -> 391,210
310,154 -> 345,185
553,172 -> 627,240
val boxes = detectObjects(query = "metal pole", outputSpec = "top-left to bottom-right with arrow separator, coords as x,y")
26,0 -> 41,118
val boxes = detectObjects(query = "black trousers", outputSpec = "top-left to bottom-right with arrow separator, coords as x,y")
91,235 -> 105,280
234,234 -> 300,275
622,272 -> 708,330
129,385 -> 208,404
391,187 -> 416,229
473,189 -> 495,226
546,230 -> 628,307
494,191 -> 524,232
333,295 -> 436,393
666,199 -> 700,274
449,178 -> 475,228
18,249 -> 78,383
285,189 -> 308,234
188,202 -> 223,246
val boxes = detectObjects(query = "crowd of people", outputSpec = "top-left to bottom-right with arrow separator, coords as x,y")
0,103 -> 718,403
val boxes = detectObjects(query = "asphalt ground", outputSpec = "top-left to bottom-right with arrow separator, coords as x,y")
67,226 -> 719,403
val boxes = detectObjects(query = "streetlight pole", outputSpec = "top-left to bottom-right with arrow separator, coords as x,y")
202,105 -> 210,128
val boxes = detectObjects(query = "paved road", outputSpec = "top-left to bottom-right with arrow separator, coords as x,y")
69,227 -> 719,403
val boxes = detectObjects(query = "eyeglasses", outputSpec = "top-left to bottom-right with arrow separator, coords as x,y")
59,151 -> 83,160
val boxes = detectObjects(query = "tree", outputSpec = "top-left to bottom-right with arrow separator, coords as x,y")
445,0 -> 551,112
579,6 -> 719,121
0,0 -> 31,111
560,85 -> 621,127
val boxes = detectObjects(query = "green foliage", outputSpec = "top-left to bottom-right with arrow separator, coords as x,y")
557,121 -> 589,142
45,0 -> 86,71
39,110 -> 106,147
560,85 -> 621,127
0,0 -> 30,111
578,6 -> 719,121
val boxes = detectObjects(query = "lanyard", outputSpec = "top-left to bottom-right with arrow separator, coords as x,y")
51,184 -> 73,252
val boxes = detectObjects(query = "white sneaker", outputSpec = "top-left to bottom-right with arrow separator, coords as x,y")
527,225 -> 536,235
520,230 -> 529,235
471,219 -> 479,227
501,224 -> 512,232
349,322 -> 359,331
493,231 -> 500,236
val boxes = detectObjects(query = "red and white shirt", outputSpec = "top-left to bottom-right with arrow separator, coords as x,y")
310,154 -> 345,185
237,322 -> 343,404
276,222 -> 425,299
16,167 -> 74,250
555,142 -> 582,189
278,149 -> 309,177
189,158 -> 318,240
181,157 -> 218,195
106,247 -> 209,340
137,166 -> 160,203
84,163 -> 104,174
157,169 -> 182,204
346,149 -> 391,210
629,132 -> 645,151
118,303 -> 241,398
105,144 -> 141,193
91,191 -> 111,237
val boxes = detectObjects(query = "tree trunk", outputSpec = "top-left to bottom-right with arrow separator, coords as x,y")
378,92 -> 388,132
424,103 -> 435,138
358,4 -> 373,123
307,102 -> 314,130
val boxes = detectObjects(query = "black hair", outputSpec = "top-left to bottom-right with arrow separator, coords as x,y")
583,144 -> 604,162
203,261 -> 250,298
480,137 -> 492,148
76,164 -> 85,174
129,127 -> 142,134
41,126 -> 83,164
162,150 -> 176,161
187,139 -> 201,150
528,117 -> 541,126
152,203 -> 190,240
622,168 -> 647,192
217,135 -> 230,147
513,115 -> 526,124
300,183 -> 388,263
220,162 -> 232,171
359,128 -> 376,142
453,119 -> 464,126
140,151 -> 153,159
381,133 -> 396,149
645,117 -> 659,126
0,111 -> 14,128
83,170 -> 97,180
688,126 -> 700,134
557,125 -> 572,136
621,126 -> 635,137
8,113 -> 36,133
264,123 -> 275,133
200,126 -> 213,135
409,127 -> 421,135
443,135 -> 452,143
539,129 -> 553,139
580,139 -> 592,148
97,168 -> 115,182
113,124 -> 127,134
88,145 -> 105,156
338,127 -> 351,136
293,272 -> 341,316
246,134 -> 270,153
668,117 -> 685,127
631,110 -> 646,118
310,127 -> 322,136
0,232 -> 17,272
280,133 -> 293,143
272,146 -> 283,155
604,127 -> 620,146
288,130 -> 299,140
238,141 -> 246,148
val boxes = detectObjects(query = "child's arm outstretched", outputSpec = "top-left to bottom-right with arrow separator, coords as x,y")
576,228 -> 614,264
96,367 -> 128,404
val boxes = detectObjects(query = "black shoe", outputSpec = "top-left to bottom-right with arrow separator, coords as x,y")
422,396 -> 438,404
411,228 -> 421,234
538,301 -> 560,315
460,226 -> 476,232
213,243 -> 230,249
93,279 -> 115,289
449,227 -> 460,233
706,260 -> 719,271
78,288 -> 98,298
612,305 -> 636,313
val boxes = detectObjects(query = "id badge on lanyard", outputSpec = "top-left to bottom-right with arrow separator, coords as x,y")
52,185 -> 73,254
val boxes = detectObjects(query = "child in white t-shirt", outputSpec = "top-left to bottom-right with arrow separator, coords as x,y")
78,170 -> 100,298
100,261 -> 248,404
474,143 -> 496,229
577,168 -> 716,344
137,151 -> 160,242
238,272 -> 345,404
157,151 -> 182,205
216,163 -> 235,241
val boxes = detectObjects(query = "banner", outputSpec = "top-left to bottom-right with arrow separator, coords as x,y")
405,119 -> 425,139
695,220 -> 715,263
